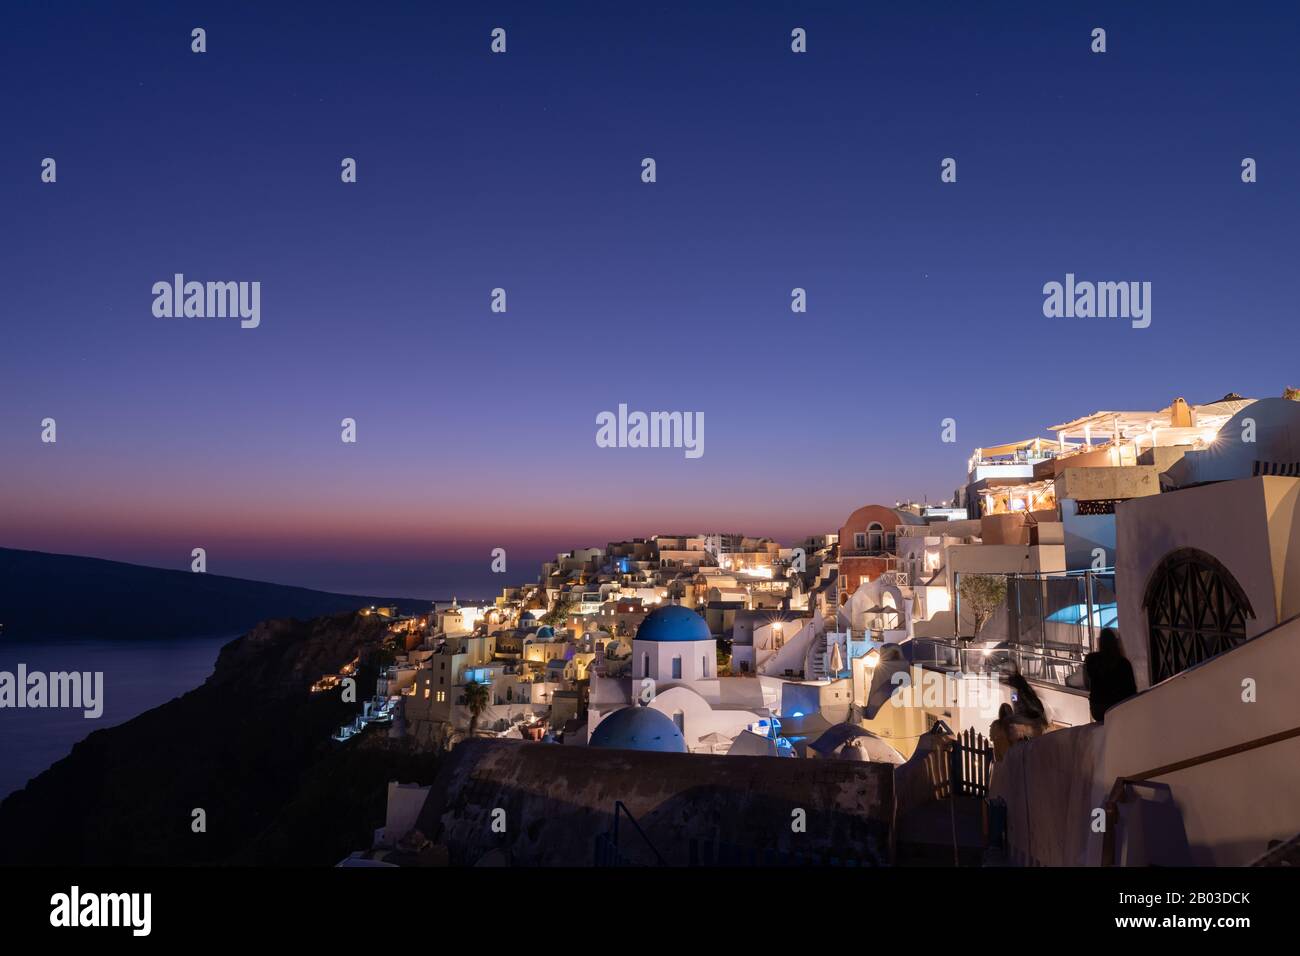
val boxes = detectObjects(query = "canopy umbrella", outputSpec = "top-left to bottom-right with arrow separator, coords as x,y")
827,640 -> 845,676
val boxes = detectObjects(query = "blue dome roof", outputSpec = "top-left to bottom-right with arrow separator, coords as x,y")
535,625 -> 555,639
635,604 -> 711,643
590,705 -> 687,753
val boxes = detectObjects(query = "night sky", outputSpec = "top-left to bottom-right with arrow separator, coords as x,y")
3,2 -> 1298,598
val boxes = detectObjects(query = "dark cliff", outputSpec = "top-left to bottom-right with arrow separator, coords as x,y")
0,611 -> 440,865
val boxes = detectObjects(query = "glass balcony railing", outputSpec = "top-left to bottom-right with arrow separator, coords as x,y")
926,567 -> 1117,688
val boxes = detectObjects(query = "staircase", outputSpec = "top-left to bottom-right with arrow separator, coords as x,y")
809,633 -> 830,680
811,629 -> 852,681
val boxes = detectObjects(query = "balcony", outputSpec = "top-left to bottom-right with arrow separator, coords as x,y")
914,568 -> 1117,688
840,547 -> 899,562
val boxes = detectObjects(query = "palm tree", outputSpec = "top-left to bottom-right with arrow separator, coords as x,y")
462,680 -> 490,738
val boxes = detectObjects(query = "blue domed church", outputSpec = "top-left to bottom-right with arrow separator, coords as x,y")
589,703 -> 688,753
586,603 -> 768,755
631,603 -> 717,684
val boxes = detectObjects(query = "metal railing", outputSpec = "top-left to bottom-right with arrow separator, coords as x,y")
944,568 -> 1116,687
1102,724 -> 1300,865
593,800 -> 666,867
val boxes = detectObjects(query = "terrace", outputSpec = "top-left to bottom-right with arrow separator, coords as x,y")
1047,398 -> 1253,465
913,567 -> 1116,689
966,437 -> 1070,482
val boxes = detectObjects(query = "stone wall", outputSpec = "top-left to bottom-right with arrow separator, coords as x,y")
416,739 -> 893,865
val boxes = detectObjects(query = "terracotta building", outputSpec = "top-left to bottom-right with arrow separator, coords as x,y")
837,504 -> 927,602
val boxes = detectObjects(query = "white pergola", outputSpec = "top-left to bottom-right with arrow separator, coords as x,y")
1048,398 -> 1254,454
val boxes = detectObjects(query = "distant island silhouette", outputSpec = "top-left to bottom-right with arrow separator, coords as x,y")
0,547 -> 432,641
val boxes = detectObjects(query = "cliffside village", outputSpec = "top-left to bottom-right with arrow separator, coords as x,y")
333,390 -> 1300,867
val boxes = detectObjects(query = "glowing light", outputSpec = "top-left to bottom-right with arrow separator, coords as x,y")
864,650 -> 880,668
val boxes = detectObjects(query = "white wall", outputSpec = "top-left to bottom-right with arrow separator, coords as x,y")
375,782 -> 430,847
993,614 -> 1300,866
1061,502 -> 1117,571
1097,614 -> 1300,865
757,618 -> 818,676
648,685 -> 761,752
631,637 -> 715,684
1115,477 -> 1281,690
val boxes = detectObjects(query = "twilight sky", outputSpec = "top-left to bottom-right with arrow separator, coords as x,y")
3,1 -> 1298,598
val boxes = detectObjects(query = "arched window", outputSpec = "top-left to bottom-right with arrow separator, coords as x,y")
867,522 -> 884,552
1144,548 -> 1254,684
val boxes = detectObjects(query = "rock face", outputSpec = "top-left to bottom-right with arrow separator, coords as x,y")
417,739 -> 894,866
209,614 -> 387,696
405,716 -> 451,752
0,612 -> 398,865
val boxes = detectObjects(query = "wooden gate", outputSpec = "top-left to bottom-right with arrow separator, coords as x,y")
949,727 -> 993,797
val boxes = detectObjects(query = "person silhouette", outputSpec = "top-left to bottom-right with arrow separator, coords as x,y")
1084,627 -> 1137,723
990,703 -> 1015,761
